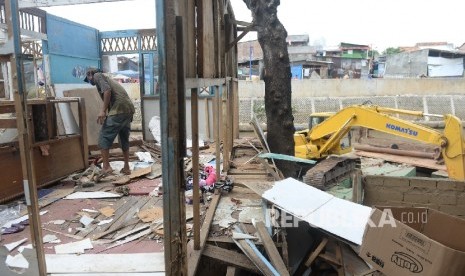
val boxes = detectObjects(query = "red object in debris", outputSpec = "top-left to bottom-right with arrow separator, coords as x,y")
204,165 -> 217,186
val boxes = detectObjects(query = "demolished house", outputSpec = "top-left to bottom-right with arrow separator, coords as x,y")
384,48 -> 465,78
1,1 -> 465,276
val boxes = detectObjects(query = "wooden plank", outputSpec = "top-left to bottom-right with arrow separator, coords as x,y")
63,88 -> 103,147
191,87 -> 201,250
281,229 -> 289,271
90,197 -> 139,240
232,80 -> 239,139
198,0 -> 216,78
234,238 -> 277,276
319,253 -> 341,266
187,193 -> 221,276
77,197 -> 128,238
226,266 -> 236,276
204,98 -> 211,140
354,150 -> 446,171
0,103 -> 15,114
352,169 -> 363,204
129,166 -> 152,179
77,98 -> 88,169
334,241 -> 345,276
88,139 -> 143,152
202,245 -> 260,274
32,136 -> 85,185
0,118 -> 17,128
186,0 -> 196,78
228,169 -> 268,175
255,221 -> 289,276
0,146 -> 24,203
110,195 -> 161,239
185,78 -> 225,89
214,87 -> 221,174
6,0 -> 47,273
304,237 -> 328,267
92,197 -> 150,240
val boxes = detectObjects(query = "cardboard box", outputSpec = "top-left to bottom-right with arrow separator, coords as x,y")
359,207 -> 465,276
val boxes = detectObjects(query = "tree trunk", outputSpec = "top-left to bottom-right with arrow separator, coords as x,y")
244,0 -> 296,177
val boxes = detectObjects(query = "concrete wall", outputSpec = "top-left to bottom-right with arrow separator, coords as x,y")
239,78 -> 465,98
363,175 -> 465,218
238,78 -> 465,128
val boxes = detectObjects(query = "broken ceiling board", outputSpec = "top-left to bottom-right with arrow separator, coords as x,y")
0,248 -> 39,276
45,253 -> 165,273
54,238 -> 93,254
63,88 -> 103,147
262,178 -> 372,245
129,165 -> 152,179
263,178 -> 333,219
48,272 -> 165,276
64,191 -> 122,200
4,238 -> 28,252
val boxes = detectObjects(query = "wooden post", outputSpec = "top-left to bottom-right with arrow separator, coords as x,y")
222,83 -> 230,172
204,97 -> 211,140
77,98 -> 89,168
156,1 -> 187,274
6,0 -> 47,274
215,86 -> 221,174
352,169 -> 363,204
191,87 -> 200,250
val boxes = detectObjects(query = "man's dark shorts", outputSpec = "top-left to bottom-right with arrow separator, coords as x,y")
99,113 -> 133,151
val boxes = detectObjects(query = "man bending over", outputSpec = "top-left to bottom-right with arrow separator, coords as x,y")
84,68 -> 135,175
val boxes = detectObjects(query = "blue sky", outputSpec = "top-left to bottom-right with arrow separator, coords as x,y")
43,0 -> 465,52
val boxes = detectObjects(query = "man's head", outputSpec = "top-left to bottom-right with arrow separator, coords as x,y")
84,68 -> 101,85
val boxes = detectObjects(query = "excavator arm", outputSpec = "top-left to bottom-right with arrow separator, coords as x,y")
301,105 -> 465,180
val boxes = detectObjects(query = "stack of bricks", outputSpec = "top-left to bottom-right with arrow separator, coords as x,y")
363,175 -> 465,218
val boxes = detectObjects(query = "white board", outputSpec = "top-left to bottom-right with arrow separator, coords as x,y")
262,178 -> 372,245
45,253 -> 165,273
262,178 -> 333,219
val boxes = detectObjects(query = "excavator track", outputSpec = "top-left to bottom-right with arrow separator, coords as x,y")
302,155 -> 360,190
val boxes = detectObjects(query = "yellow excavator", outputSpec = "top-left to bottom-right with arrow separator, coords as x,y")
294,104 -> 465,187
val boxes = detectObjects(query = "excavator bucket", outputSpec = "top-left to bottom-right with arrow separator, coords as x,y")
442,115 -> 465,181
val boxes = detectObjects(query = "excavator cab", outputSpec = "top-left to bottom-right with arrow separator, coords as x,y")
295,112 -> 352,159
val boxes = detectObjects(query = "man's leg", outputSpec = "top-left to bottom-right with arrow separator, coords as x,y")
101,148 -> 112,173
118,114 -> 132,175
98,116 -> 121,174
